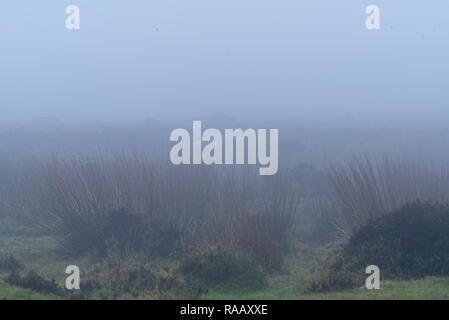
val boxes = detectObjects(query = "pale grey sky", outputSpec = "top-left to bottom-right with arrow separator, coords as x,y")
0,1 -> 448,122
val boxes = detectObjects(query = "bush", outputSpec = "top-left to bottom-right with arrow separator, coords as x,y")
0,255 -> 24,274
179,246 -> 266,289
77,260 -> 190,299
307,257 -> 360,293
310,202 -> 449,292
5,271 -> 62,295
103,208 -> 184,258
342,202 -> 449,279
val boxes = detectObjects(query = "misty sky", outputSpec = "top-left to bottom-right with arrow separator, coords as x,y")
0,1 -> 448,122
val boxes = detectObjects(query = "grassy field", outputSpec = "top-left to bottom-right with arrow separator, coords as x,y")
1,232 -> 448,300
2,274 -> 448,300
0,281 -> 59,300
200,277 -> 449,300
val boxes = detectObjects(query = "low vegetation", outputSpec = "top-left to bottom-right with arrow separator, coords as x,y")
1,154 -> 449,299
308,202 -> 449,292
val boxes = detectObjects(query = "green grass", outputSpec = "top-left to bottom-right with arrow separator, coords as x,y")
0,235 -> 94,283
303,277 -> 449,300
1,219 -> 449,300
0,280 -> 60,300
2,276 -> 449,300
199,244 -> 449,300
201,277 -> 449,300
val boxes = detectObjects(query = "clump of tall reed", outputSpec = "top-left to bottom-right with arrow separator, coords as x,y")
329,156 -> 449,235
208,172 -> 300,269
39,154 -> 300,269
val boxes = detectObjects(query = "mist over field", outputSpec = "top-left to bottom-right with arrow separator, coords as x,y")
1,1 -> 449,301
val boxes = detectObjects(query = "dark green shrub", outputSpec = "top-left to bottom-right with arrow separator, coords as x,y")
341,202 -> 449,279
0,255 -> 24,274
310,202 -> 449,292
307,255 -> 362,293
57,207 -> 185,258
180,246 -> 266,289
77,261 -> 189,299
6,271 -> 62,295
103,208 -> 151,256
104,208 -> 185,258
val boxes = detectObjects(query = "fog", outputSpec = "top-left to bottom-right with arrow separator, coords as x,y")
3,2 -> 449,301
1,1 -> 448,123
